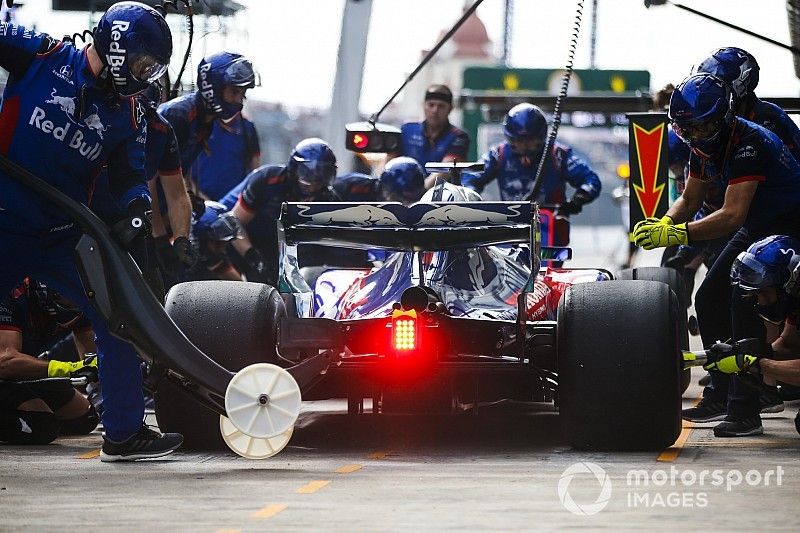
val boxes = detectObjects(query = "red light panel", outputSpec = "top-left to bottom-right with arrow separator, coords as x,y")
352,133 -> 369,150
393,318 -> 416,350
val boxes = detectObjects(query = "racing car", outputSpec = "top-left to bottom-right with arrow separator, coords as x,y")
155,182 -> 687,457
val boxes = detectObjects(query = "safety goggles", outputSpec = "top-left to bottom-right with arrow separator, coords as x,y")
207,212 -> 244,242
129,53 -> 169,84
730,251 -> 771,291
224,58 -> 256,87
671,116 -> 724,144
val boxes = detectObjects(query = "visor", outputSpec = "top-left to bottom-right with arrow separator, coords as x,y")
671,116 -> 724,144
508,137 -> 544,155
207,212 -> 243,241
295,160 -> 337,187
129,53 -> 169,83
224,58 -> 256,88
381,187 -> 424,205
730,251 -> 771,291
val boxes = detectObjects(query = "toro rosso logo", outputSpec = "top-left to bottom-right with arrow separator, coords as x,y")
106,20 -> 130,89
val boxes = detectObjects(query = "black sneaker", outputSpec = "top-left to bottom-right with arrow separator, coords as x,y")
682,397 -> 727,422
760,386 -> 784,414
713,416 -> 763,437
100,425 -> 183,462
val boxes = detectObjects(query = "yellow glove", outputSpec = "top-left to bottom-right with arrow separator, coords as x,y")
47,356 -> 98,379
632,215 -> 688,250
704,353 -> 759,374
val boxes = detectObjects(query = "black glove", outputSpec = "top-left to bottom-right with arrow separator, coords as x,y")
172,236 -> 198,269
112,198 -> 153,248
188,190 -> 206,219
243,247 -> 268,283
558,189 -> 593,216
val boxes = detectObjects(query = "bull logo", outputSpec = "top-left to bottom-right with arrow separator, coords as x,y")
83,113 -> 107,140
45,88 -> 108,139
45,88 -> 76,116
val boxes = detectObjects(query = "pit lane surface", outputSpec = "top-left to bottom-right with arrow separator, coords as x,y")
1,378 -> 798,531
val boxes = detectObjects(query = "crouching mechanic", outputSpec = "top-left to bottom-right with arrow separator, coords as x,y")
632,74 -> 800,437
0,3 -> 182,459
699,234 -> 800,435
462,103 -> 601,247
334,157 -> 426,204
220,138 -> 340,279
0,280 -> 99,444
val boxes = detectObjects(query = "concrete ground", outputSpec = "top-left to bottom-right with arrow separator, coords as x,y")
0,375 -> 798,532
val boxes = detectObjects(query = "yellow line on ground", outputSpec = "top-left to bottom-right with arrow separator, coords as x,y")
250,504 -> 287,519
76,449 -> 100,459
296,480 -> 331,494
368,450 -> 388,459
335,464 -> 363,474
657,421 -> 695,462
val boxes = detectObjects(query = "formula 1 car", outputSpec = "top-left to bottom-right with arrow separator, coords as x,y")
155,182 -> 686,457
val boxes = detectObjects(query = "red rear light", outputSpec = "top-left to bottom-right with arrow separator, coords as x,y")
391,309 -> 418,352
352,133 -> 369,150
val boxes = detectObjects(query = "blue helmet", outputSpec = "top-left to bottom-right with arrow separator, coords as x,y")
94,1 -> 172,97
193,201 -> 243,242
197,52 -> 255,120
668,73 -> 734,157
503,103 -> 547,142
287,138 -> 337,200
731,235 -> 800,291
379,156 -> 425,203
695,47 -> 759,103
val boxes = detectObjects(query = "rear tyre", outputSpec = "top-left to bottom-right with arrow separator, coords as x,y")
619,267 -> 691,393
558,280 -> 682,450
155,281 -> 286,450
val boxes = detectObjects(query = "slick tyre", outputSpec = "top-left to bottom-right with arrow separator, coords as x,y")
619,267 -> 691,393
155,281 -> 286,450
558,280 -> 682,450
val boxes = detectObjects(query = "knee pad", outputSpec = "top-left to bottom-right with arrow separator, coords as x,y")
0,410 -> 60,445
59,405 -> 99,436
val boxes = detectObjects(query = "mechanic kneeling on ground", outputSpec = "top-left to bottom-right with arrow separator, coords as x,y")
700,234 -> 800,436
462,103 -> 601,248
632,73 -> 800,437
0,280 -> 99,444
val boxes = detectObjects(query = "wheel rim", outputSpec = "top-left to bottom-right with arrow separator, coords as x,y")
224,363 -> 301,439
220,415 -> 293,459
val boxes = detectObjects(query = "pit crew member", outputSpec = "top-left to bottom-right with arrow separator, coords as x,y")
462,103 -> 601,246
389,84 -> 470,188
632,73 -> 800,437
0,2 -> 182,460
0,279 -> 99,444
334,156 -> 426,204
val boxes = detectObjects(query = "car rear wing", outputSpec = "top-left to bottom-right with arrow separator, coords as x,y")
280,201 -> 533,252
